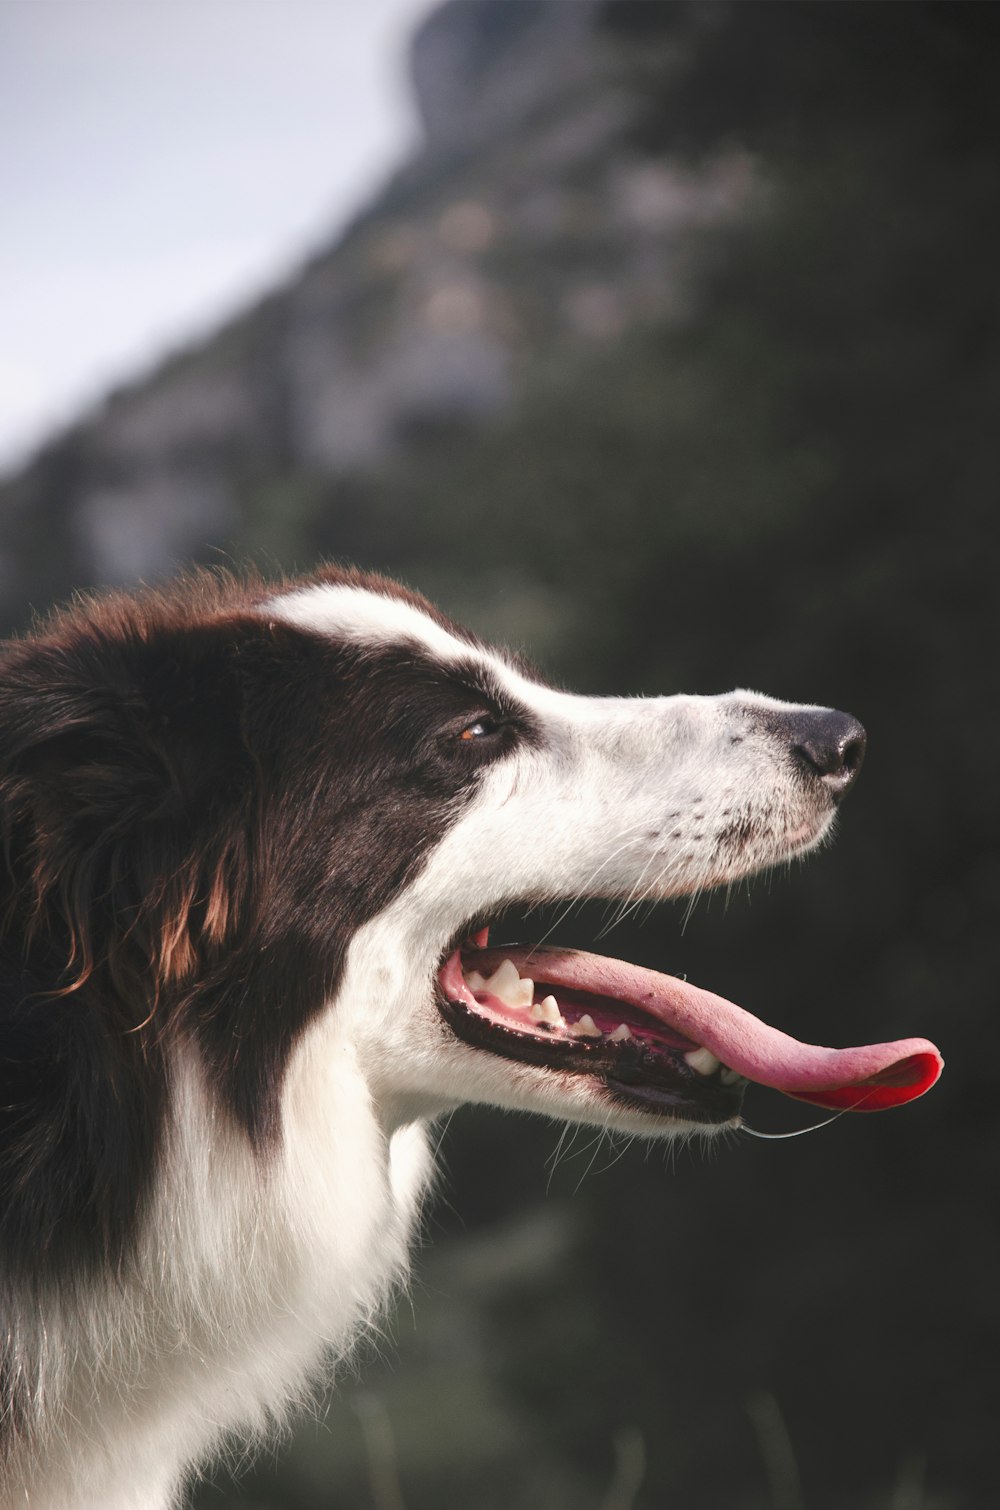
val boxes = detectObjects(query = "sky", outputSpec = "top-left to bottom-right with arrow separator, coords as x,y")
0,0 -> 430,471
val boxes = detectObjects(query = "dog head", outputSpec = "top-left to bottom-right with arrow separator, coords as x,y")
0,564 -> 939,1272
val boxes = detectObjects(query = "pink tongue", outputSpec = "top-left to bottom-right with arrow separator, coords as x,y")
467,946 -> 942,1112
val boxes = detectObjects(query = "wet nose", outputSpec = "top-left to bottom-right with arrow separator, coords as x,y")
786,709 -> 867,797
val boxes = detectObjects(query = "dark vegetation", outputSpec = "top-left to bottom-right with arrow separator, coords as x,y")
3,3 -> 997,1506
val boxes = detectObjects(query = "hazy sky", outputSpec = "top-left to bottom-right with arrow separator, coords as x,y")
0,0 -> 430,470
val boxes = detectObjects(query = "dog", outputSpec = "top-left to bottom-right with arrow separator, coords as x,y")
0,565 -> 940,1509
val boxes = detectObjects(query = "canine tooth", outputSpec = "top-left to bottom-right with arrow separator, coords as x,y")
485,959 -> 519,999
684,1047 -> 721,1076
529,994 -> 563,1027
720,1066 -> 742,1086
573,1013 -> 602,1039
608,1023 -> 632,1042
485,959 -> 533,1007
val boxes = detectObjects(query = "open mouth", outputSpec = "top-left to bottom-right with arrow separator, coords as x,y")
437,928 -> 943,1128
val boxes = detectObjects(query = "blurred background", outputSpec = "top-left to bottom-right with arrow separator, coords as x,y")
2,2 -> 997,1506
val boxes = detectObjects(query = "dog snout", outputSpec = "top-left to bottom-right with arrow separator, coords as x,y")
783,708 -> 866,798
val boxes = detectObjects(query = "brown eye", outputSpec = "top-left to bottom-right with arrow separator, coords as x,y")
459,718 -> 500,742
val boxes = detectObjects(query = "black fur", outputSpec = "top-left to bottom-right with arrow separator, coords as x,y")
0,574 -> 535,1301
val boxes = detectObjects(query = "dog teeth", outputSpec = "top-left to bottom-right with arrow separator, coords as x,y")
466,959 -> 564,1023
684,1047 -> 721,1076
570,1013 -> 602,1039
466,963 -> 737,1073
464,963 -> 738,1073
529,995 -> 563,1027
480,958 -> 534,1008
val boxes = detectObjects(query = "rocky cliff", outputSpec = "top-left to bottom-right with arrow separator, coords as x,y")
0,0 -> 751,627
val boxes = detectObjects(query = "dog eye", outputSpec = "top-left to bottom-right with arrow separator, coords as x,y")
458,717 -> 501,742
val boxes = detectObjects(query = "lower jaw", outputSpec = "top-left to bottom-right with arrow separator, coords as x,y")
603,1072 -> 744,1126
438,994 -> 745,1128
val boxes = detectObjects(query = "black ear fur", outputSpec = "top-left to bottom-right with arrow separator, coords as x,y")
0,618 -> 255,1011
0,615 -> 256,1272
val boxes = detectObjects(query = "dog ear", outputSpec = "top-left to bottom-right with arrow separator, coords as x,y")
0,617 -> 255,1019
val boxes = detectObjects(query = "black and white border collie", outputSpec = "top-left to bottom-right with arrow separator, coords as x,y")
0,566 -> 940,1509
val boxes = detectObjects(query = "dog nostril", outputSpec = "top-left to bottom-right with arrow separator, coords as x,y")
792,712 -> 867,796
840,732 -> 865,775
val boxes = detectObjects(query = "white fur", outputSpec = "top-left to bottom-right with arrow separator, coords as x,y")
2,585 -> 839,1508
273,581 -> 474,665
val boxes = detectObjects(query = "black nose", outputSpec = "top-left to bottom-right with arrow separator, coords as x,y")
786,709 -> 867,797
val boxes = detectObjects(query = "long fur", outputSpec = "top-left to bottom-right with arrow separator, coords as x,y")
0,566 -> 851,1508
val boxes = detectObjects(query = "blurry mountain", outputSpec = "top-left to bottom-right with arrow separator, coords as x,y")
0,0 -> 752,635
5,3 -> 1000,1509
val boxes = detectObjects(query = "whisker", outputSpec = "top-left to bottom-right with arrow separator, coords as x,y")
741,1109 -> 850,1140
523,829 -> 651,958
